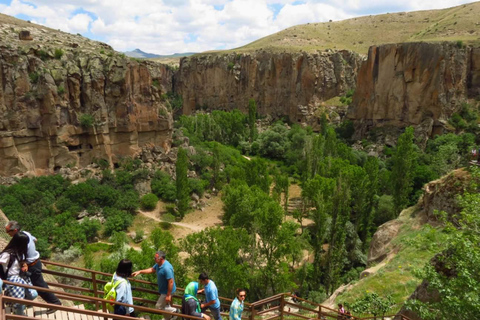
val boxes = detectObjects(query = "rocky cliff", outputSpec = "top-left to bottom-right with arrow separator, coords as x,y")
174,50 -> 362,123
348,42 -> 480,143
0,18 -> 174,176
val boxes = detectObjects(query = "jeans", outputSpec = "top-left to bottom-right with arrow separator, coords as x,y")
207,306 -> 222,320
29,260 -> 61,305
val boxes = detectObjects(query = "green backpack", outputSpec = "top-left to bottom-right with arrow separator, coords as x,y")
103,274 -> 126,312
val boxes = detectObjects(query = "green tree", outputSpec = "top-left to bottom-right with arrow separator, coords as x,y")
360,157 -> 380,250
176,148 -> 190,218
182,227 -> 251,297
248,98 -> 257,142
324,179 -> 351,294
140,193 -> 158,211
302,175 -> 335,287
406,168 -> 480,319
391,126 -> 417,215
350,292 -> 395,319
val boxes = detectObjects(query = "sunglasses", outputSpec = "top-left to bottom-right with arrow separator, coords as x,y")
239,295 -> 246,297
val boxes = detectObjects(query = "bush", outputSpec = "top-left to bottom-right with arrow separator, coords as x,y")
374,195 -> 395,226
227,62 -> 235,70
54,48 -> 64,59
151,171 -> 177,202
29,72 -> 39,83
57,86 -> 65,95
140,193 -> 158,211
79,113 -> 95,128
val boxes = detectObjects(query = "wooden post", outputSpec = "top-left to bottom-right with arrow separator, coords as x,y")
92,272 -> 99,310
280,295 -> 285,320
318,305 -> 322,319
250,305 -> 256,320
0,295 -> 4,320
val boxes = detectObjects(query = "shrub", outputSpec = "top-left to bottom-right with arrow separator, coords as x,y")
152,79 -> 160,88
456,40 -> 464,48
57,86 -> 65,95
140,193 -> 158,211
152,171 -> 177,202
227,62 -> 235,70
54,48 -> 64,59
38,50 -> 49,61
29,72 -> 39,83
79,113 -> 95,128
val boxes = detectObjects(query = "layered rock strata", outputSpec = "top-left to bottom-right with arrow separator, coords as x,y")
0,25 -> 173,176
174,51 -> 363,123
348,42 -> 480,141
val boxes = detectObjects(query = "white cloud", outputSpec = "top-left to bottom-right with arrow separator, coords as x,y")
0,0 -> 477,54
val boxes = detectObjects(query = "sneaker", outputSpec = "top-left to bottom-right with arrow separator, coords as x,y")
45,309 -> 57,314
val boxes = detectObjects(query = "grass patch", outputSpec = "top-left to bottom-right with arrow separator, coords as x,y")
336,207 -> 448,316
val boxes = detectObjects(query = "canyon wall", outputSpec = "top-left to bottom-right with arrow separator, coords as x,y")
174,50 -> 363,123
0,25 -> 174,176
348,42 -> 480,142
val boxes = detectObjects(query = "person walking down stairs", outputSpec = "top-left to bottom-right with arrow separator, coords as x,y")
181,281 -> 211,319
198,272 -> 222,320
111,259 -> 134,316
132,250 -> 178,320
0,232 -> 37,315
229,288 -> 246,320
5,221 -> 62,313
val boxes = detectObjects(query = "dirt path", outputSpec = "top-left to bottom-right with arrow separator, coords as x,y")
136,194 -> 224,240
135,183 -> 309,240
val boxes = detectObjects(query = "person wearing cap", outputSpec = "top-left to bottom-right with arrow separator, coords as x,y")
5,221 -> 61,313
132,250 -> 177,319
181,281 -> 211,319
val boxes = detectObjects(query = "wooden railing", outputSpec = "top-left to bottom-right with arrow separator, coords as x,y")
0,280 -> 206,320
38,260 -> 412,320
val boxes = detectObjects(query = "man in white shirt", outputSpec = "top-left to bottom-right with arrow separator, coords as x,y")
5,221 -> 61,312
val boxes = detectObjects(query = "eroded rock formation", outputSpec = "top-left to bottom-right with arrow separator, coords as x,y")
348,42 -> 480,142
174,50 -> 363,124
0,21 -> 174,176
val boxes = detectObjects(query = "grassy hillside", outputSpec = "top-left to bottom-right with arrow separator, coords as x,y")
331,205 -> 448,315
217,1 -> 480,55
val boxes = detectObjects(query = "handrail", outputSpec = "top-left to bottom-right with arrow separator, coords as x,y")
0,280 -> 202,320
39,259 -> 413,320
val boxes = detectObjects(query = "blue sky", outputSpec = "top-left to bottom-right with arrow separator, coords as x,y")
0,0 -> 476,55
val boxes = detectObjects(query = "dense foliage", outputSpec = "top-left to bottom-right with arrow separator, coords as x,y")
406,167 -> 480,319
1,100 -> 478,315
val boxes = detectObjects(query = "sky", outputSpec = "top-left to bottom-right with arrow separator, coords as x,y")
0,0 -> 477,55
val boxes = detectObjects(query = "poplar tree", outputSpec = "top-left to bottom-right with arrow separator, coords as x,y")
248,98 -> 257,142
391,127 -> 417,215
176,147 -> 190,218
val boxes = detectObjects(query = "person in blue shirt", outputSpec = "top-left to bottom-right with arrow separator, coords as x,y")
113,259 -> 134,316
229,288 -> 246,320
132,251 -> 177,320
198,272 -> 222,320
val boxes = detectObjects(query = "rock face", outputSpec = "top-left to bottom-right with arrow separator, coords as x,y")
174,51 -> 363,123
0,22 -> 174,176
419,168 -> 471,225
348,42 -> 480,142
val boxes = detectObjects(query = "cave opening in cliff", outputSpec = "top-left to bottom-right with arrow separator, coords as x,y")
67,145 -> 82,152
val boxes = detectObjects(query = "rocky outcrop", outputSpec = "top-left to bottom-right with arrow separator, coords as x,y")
348,42 -> 480,142
419,168 -> 471,225
0,21 -> 174,176
174,50 -> 362,123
